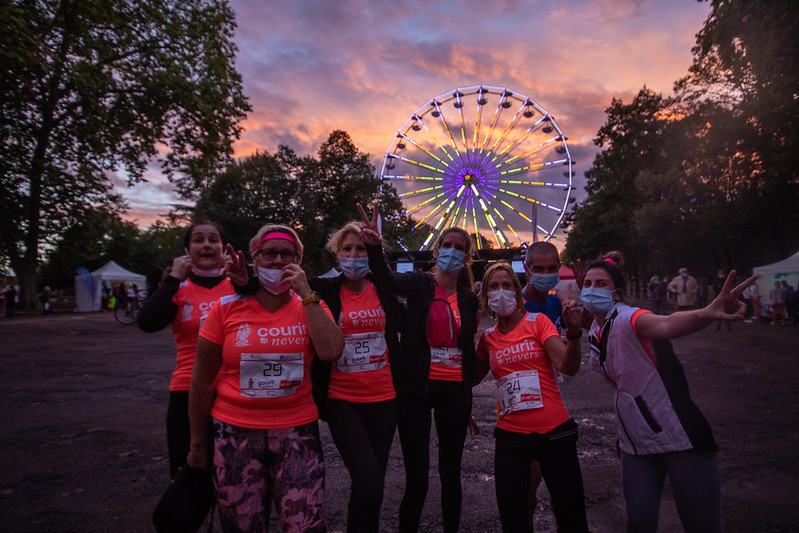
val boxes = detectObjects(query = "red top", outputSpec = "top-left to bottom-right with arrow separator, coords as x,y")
169,278 -> 234,391
429,291 -> 464,382
328,283 -> 395,403
476,312 -> 568,433
200,293 -> 332,429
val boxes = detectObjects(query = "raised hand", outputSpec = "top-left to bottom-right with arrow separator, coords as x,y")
569,258 -> 585,291
170,254 -> 192,281
281,263 -> 312,298
703,270 -> 758,320
562,300 -> 583,332
356,200 -> 382,245
223,243 -> 249,286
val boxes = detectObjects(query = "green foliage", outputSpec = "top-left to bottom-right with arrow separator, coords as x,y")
38,211 -> 187,291
0,0 -> 249,308
565,0 -> 799,282
194,131 -> 415,275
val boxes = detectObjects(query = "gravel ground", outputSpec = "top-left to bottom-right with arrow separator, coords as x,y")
1,309 -> 797,532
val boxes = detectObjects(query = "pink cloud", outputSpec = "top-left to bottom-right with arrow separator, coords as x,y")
120,0 -> 711,228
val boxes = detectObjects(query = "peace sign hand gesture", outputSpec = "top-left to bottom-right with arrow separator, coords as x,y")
702,270 -> 758,320
224,244 -> 249,286
356,201 -> 382,246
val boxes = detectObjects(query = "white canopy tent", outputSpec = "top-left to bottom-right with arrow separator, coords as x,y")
74,261 -> 146,312
752,251 -> 799,303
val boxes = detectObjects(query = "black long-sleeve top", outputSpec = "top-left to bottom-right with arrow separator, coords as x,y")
365,243 -> 479,405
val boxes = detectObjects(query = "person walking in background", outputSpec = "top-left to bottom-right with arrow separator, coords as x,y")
667,268 -> 698,311
39,286 -> 52,315
748,280 -> 761,321
359,201 -> 480,533
781,281 -> 795,324
647,276 -> 665,315
137,221 -> 235,478
770,281 -> 786,325
4,284 -> 17,318
697,278 -> 709,308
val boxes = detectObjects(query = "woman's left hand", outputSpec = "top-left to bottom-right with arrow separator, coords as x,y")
702,270 -> 758,320
281,264 -> 312,298
562,300 -> 583,331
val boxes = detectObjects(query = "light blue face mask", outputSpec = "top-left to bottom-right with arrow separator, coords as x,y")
580,286 -> 616,315
339,256 -> 370,280
529,272 -> 559,293
436,247 -> 466,273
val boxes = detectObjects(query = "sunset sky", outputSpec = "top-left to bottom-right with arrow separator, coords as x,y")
118,0 -> 712,231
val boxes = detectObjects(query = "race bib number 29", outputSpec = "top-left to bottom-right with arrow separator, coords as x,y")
240,352 -> 303,398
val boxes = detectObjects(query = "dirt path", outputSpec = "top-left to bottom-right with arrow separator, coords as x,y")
1,311 -> 797,532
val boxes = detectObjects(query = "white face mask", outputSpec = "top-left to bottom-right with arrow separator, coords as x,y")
186,248 -> 227,277
487,288 -> 518,317
257,267 -> 290,295
191,267 -> 223,277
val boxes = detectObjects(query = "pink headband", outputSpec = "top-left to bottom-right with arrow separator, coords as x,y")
604,258 -> 616,265
253,231 -> 297,252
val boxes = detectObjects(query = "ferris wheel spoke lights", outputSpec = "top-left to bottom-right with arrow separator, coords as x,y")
380,85 -> 574,251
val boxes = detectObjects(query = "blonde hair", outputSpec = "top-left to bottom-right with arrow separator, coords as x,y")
432,227 -> 475,290
325,222 -> 363,255
480,262 -> 523,317
249,224 -> 304,263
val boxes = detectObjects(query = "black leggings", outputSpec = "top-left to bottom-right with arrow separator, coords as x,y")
326,398 -> 398,532
398,380 -> 471,533
165,390 -> 190,478
494,420 -> 589,532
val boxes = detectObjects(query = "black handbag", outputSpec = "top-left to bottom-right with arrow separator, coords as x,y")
152,463 -> 215,533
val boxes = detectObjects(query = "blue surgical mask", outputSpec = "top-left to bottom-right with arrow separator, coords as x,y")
529,273 -> 559,293
580,287 -> 616,315
339,257 -> 370,280
437,247 -> 466,273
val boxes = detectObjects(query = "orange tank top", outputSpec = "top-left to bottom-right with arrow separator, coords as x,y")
328,283 -> 395,403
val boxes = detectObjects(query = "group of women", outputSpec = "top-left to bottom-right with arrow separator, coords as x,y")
139,201 -> 755,533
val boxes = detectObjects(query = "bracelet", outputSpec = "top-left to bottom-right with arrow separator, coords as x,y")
566,330 -> 582,339
301,291 -> 322,307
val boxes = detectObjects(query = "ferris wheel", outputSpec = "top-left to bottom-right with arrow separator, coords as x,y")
380,85 -> 574,251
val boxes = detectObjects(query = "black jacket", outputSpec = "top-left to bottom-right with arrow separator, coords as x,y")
366,243 -> 479,405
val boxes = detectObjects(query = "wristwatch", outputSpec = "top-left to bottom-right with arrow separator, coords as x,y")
301,291 -> 322,307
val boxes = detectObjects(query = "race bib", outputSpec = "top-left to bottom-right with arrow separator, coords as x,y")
338,331 -> 388,373
240,352 -> 303,398
497,370 -> 542,416
430,346 -> 463,367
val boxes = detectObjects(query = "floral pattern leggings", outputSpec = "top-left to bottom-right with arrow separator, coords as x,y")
212,418 -> 326,533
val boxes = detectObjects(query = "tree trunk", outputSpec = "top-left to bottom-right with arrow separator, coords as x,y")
12,258 -> 39,311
